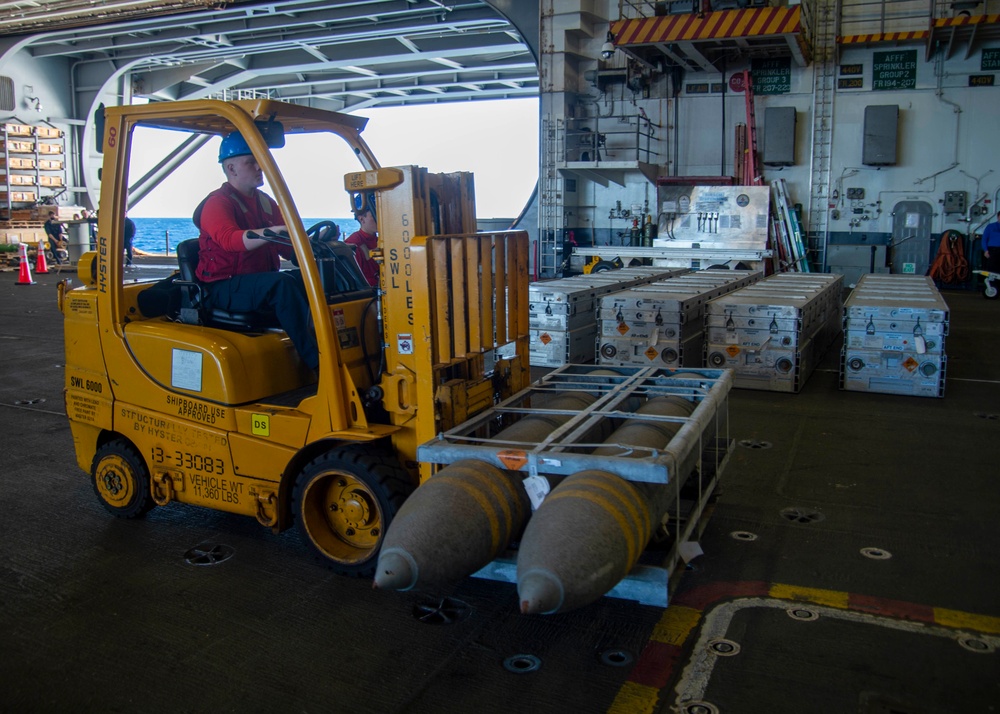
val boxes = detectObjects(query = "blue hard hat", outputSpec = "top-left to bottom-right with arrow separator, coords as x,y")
218,131 -> 252,163
352,190 -> 377,222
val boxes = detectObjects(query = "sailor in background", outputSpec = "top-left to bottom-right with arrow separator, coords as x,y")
345,201 -> 379,287
982,210 -> 1000,274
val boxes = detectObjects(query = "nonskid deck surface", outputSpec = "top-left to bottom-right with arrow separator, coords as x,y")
2,259 -> 997,713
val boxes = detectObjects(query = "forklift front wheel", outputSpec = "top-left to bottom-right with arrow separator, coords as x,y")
91,438 -> 155,519
293,446 -> 411,577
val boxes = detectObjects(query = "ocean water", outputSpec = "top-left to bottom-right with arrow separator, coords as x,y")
131,216 -> 361,254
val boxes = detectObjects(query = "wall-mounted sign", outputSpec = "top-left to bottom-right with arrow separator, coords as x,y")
838,77 -> 864,89
751,58 -> 791,95
872,50 -> 917,90
840,64 -> 863,76
686,83 -> 725,94
982,48 -> 1000,71
969,74 -> 995,87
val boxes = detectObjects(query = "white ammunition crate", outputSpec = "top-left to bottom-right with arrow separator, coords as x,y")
599,316 -> 700,341
598,330 -> 703,368
704,273 -> 843,392
840,274 -> 949,397
843,279 -> 949,325
528,268 -> 687,311
528,326 -> 597,367
598,270 -> 763,328
843,324 -> 946,354
706,337 -> 823,393
841,348 -> 946,398
529,305 -> 596,332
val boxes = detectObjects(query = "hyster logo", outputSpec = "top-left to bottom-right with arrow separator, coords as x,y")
98,235 -> 108,293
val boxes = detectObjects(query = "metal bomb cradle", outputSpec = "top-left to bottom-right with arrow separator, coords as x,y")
413,366 -> 732,613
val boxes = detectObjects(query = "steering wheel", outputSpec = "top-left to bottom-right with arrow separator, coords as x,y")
306,220 -> 340,242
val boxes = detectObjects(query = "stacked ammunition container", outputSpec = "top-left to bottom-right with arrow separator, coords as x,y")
597,270 -> 763,368
840,274 -> 949,397
705,273 -> 844,392
527,267 -> 688,367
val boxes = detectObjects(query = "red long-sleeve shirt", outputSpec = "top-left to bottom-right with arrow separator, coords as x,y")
345,229 -> 379,287
196,183 -> 290,282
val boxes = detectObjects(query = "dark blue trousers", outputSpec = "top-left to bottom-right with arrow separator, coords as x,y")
205,271 -> 319,371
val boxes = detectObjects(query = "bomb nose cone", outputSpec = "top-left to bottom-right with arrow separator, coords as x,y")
373,548 -> 418,591
517,569 -> 564,615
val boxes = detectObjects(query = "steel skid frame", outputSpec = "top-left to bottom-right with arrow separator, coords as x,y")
417,365 -> 733,606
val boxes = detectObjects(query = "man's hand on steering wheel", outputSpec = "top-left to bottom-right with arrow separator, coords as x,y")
306,220 -> 340,243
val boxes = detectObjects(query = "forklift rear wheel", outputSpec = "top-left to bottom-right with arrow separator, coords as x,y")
91,438 -> 155,518
293,445 -> 412,577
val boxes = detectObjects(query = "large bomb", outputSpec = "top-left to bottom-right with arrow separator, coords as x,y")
516,394 -> 695,614
374,459 -> 529,590
374,392 -> 598,591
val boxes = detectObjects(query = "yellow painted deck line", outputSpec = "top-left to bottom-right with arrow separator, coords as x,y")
650,605 -> 701,646
769,583 -> 850,608
610,582 -> 1000,713
607,682 -> 660,714
934,607 -> 1000,634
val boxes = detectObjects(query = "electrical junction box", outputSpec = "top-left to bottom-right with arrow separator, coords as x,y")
862,105 -> 899,166
763,106 -> 796,166
943,191 -> 967,214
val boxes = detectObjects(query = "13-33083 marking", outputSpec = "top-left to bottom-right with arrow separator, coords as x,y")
151,446 -> 225,475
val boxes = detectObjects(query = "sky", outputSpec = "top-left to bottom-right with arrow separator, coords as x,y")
128,98 -> 539,220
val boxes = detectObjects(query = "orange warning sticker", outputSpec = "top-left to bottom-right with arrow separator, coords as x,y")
645,346 -> 658,360
618,322 -> 630,335
497,450 -> 528,470
903,357 -> 919,372
539,333 -> 552,345
726,345 -> 741,357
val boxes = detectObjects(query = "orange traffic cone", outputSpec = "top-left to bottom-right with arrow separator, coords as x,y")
15,243 -> 35,286
35,240 -> 49,274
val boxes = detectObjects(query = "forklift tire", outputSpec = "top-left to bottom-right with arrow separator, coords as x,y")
91,438 -> 155,519
293,445 -> 413,577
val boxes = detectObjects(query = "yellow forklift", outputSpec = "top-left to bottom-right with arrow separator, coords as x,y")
59,99 -> 530,576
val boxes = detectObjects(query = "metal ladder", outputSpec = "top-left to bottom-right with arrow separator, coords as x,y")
740,70 -> 763,186
806,0 -> 837,273
537,115 -> 565,278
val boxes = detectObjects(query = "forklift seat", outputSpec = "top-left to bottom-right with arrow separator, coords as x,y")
175,238 -> 278,330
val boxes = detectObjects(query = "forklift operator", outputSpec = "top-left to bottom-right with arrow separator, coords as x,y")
194,131 -> 320,371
